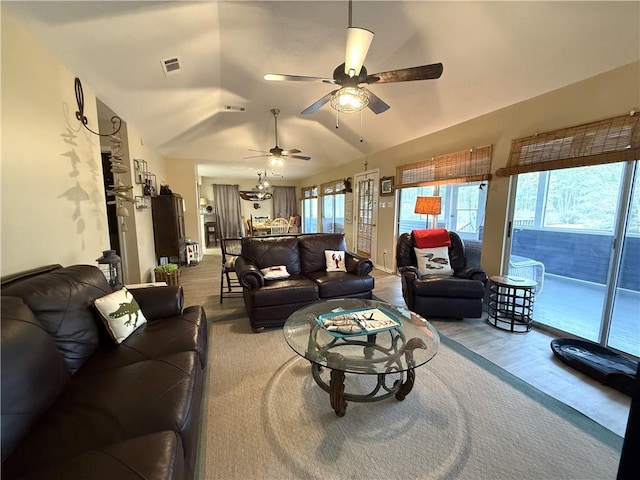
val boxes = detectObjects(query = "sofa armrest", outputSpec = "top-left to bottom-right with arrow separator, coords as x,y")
398,266 -> 420,309
129,285 -> 183,321
345,251 -> 374,276
455,267 -> 488,284
234,257 -> 264,289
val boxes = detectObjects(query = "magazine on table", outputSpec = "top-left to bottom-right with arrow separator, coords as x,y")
316,307 -> 402,337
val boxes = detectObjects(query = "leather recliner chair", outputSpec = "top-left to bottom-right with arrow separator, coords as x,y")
396,231 -> 487,319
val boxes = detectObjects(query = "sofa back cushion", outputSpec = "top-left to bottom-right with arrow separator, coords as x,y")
1,296 -> 70,462
1,265 -> 112,374
298,233 -> 347,274
241,236 -> 302,275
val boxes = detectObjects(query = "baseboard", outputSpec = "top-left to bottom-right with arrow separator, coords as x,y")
374,263 -> 395,274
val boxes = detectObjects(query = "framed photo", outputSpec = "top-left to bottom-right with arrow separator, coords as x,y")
133,159 -> 147,185
380,176 -> 394,196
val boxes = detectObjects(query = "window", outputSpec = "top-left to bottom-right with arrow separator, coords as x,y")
320,180 -> 345,233
398,181 -> 487,240
301,186 -> 318,233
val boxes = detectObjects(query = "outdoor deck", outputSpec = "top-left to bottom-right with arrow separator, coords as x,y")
533,274 -> 640,357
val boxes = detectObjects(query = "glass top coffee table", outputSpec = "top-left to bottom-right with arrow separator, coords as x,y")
284,298 -> 440,416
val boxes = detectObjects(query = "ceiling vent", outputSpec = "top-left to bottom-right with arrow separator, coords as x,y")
161,57 -> 181,77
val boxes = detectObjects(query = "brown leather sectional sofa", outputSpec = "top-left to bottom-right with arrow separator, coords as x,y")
1,264 -> 207,480
235,233 -> 375,332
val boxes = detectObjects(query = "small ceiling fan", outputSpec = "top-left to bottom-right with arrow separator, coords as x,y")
264,0 -> 443,115
244,108 -> 310,163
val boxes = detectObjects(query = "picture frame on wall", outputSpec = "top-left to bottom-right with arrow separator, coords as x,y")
133,159 -> 147,185
380,176 -> 394,196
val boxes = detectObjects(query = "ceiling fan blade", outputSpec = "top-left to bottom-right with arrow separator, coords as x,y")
361,87 -> 390,114
248,149 -> 269,154
281,149 -> 301,155
289,155 -> 311,161
366,63 -> 443,84
243,154 -> 270,159
301,90 -> 338,115
264,73 -> 335,84
344,27 -> 374,77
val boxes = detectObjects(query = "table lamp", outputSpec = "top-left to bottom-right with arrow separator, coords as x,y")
414,196 -> 442,228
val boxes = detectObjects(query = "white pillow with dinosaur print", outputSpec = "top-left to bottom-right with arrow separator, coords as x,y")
94,287 -> 147,343
414,246 -> 454,276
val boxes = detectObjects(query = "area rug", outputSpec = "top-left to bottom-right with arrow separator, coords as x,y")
197,320 -> 622,480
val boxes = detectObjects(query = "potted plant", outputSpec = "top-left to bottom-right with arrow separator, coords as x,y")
154,263 -> 181,285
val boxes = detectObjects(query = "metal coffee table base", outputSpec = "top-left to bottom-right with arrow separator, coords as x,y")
309,338 -> 425,417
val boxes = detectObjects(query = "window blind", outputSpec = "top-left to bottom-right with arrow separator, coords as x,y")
395,145 -> 493,188
496,112 -> 640,177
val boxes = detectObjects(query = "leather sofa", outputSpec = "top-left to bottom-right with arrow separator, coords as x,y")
1,264 -> 208,480
234,233 -> 374,332
396,231 -> 487,319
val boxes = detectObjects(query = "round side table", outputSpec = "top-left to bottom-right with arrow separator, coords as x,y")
488,275 -> 537,333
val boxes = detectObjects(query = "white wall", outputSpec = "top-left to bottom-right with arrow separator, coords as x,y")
1,11 -> 109,274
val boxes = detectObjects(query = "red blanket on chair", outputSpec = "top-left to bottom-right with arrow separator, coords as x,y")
412,228 -> 451,248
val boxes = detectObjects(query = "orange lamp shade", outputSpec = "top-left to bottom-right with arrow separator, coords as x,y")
414,196 -> 442,215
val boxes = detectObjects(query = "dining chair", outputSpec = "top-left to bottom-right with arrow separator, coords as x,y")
220,237 -> 243,303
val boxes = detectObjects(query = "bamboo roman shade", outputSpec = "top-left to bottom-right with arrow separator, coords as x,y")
496,113 -> 640,177
396,145 -> 493,188
320,179 -> 345,196
301,186 -> 317,199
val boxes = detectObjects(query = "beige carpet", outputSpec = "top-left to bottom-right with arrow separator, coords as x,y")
198,318 -> 622,480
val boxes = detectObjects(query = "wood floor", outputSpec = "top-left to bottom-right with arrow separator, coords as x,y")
184,249 -> 631,437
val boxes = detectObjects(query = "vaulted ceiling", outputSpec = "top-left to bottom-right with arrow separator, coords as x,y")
6,1 -> 640,180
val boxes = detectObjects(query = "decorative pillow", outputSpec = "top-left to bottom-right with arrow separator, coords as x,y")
325,250 -> 347,272
413,228 -> 451,248
93,287 -> 147,344
414,246 -> 454,276
260,265 -> 290,280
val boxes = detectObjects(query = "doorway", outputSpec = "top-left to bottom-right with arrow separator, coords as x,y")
353,170 -> 379,260
101,151 -> 121,255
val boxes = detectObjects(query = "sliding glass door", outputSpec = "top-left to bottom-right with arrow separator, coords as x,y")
509,161 -> 639,357
607,162 -> 639,356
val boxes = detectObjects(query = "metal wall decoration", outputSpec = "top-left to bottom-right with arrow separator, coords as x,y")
74,77 -> 122,136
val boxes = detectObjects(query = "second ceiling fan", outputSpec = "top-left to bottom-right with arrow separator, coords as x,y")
244,108 -> 310,165
264,0 -> 443,115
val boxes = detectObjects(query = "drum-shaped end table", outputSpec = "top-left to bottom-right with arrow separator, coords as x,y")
488,275 -> 537,333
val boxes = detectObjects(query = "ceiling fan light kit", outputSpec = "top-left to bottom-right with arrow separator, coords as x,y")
331,86 -> 370,113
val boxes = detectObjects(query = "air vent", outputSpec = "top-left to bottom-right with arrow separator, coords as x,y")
161,57 -> 181,77
222,105 -> 246,112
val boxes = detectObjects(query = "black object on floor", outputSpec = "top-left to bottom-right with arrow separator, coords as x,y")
550,338 -> 638,397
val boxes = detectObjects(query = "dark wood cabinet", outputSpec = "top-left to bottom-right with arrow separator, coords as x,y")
151,194 -> 186,265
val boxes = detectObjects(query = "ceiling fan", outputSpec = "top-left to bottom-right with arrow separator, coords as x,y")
264,0 -> 443,115
244,108 -> 310,164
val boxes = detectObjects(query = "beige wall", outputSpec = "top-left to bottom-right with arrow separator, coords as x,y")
125,124 -> 167,282
1,11 -> 110,275
1,10 -> 167,280
299,61 -> 640,277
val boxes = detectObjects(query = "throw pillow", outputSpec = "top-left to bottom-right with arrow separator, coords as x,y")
413,228 -> 451,248
414,246 -> 454,276
260,265 -> 290,280
93,287 -> 147,344
325,250 -> 347,272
